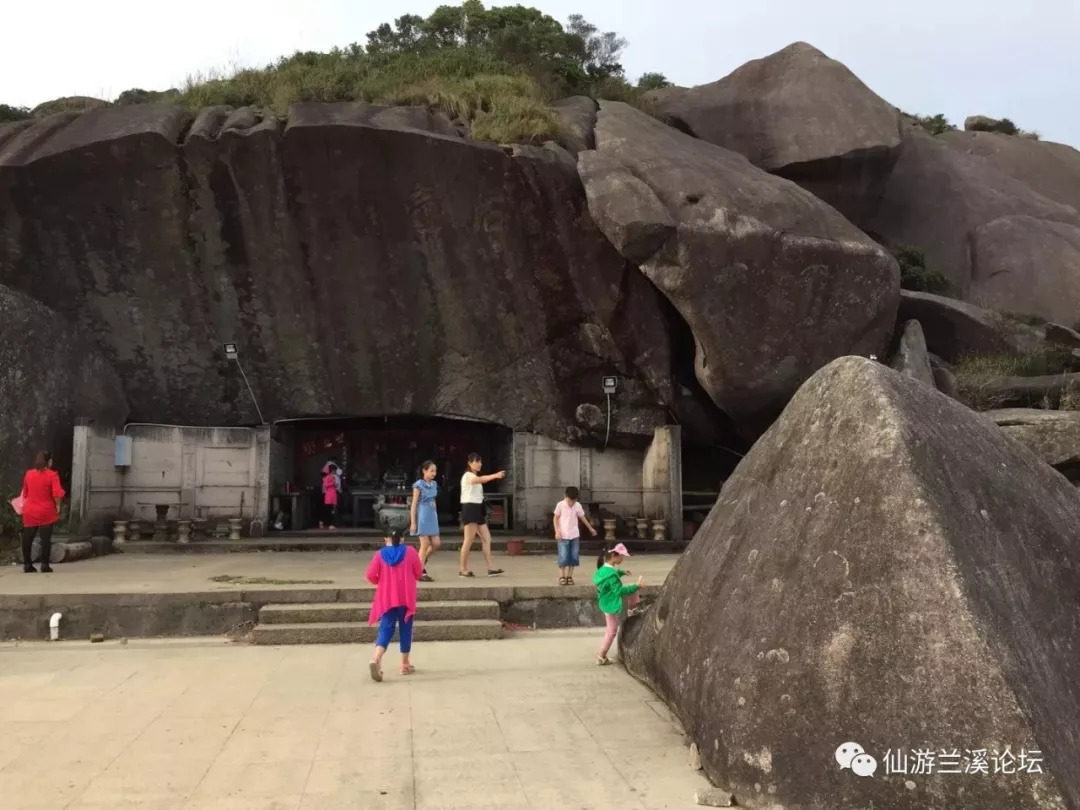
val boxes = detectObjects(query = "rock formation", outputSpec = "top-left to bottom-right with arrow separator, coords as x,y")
941,129 -> 1080,212
1045,323 -> 1080,350
928,354 -> 960,400
985,408 -> 1080,479
621,356 -> 1080,810
643,42 -> 902,224
551,96 -> 597,156
867,125 -> 1080,320
889,319 -> 934,387
0,285 -> 128,501
896,290 -> 1022,362
578,101 -> 898,435
0,102 -> 686,446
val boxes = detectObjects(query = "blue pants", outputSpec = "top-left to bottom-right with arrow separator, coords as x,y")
375,606 -> 414,653
557,538 -> 580,568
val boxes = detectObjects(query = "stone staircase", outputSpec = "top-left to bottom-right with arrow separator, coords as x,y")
252,596 -> 504,645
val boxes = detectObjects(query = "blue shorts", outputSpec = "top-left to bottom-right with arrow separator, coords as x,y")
557,538 -> 580,568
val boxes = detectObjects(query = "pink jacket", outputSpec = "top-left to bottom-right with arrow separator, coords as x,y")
322,473 -> 338,506
365,544 -> 423,625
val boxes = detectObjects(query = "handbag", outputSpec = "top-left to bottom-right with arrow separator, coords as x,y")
9,495 -> 25,516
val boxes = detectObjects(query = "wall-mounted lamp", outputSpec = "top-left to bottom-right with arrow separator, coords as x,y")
223,342 -> 266,425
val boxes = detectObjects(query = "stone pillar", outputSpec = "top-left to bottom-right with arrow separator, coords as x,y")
667,425 -> 683,543
641,425 -> 683,541
511,431 -> 528,532
68,420 -> 93,537
253,426 -> 271,531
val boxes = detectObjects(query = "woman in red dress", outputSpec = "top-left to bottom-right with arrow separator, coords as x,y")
20,451 -> 65,573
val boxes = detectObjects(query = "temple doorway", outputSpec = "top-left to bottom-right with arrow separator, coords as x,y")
269,415 -> 513,532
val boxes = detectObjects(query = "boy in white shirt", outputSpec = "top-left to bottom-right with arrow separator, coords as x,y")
553,486 -> 597,585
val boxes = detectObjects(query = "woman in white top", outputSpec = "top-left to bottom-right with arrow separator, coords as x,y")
458,453 -> 506,577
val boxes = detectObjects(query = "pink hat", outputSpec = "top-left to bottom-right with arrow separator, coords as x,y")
611,542 -> 631,557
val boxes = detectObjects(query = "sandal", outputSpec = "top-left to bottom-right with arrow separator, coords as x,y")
458,571 -> 475,578
369,662 -> 383,683
401,664 -> 416,675
420,573 -> 434,582
566,576 -> 574,586
558,577 -> 568,586
596,657 -> 612,666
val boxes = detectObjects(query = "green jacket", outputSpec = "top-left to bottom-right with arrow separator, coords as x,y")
593,564 -> 639,615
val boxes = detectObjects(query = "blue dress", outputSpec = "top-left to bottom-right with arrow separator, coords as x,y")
413,479 -> 440,536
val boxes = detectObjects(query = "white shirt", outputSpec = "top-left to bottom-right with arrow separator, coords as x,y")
460,472 -> 484,504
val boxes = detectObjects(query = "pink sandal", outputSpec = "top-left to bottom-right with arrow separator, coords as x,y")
401,664 -> 416,675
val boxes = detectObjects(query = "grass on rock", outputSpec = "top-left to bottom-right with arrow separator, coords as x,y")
171,51 -> 564,145
955,348 -> 1075,410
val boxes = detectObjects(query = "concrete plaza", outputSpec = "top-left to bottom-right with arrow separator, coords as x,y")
0,631 -> 711,810
0,552 -> 680,596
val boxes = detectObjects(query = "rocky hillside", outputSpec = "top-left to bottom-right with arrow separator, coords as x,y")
2,36 -> 1079,476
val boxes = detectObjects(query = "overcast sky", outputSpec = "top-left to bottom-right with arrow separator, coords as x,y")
3,0 -> 1078,146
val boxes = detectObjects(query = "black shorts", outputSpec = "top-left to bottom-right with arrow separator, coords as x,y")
461,502 -> 486,526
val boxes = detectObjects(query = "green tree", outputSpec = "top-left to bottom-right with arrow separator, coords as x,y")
0,103 -> 31,123
637,72 -> 671,91
172,3 -> 639,144
894,245 -> 951,294
903,111 -> 956,136
565,13 -> 626,81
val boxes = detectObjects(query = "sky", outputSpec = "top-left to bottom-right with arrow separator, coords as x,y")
3,0 -> 1079,147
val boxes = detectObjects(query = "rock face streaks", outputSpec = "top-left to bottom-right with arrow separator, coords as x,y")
621,356 -> 1080,810
0,103 -> 680,444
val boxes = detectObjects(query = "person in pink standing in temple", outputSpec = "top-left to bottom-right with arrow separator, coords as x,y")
319,465 -> 338,530
366,530 -> 424,682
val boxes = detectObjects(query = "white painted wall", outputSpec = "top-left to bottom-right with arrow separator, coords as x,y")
70,423 -> 270,532
511,432 -> 647,531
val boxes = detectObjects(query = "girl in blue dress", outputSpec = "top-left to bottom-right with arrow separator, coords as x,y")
409,460 -> 441,582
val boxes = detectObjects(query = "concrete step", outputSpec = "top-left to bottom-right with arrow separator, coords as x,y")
252,619 -> 504,645
259,600 -> 500,625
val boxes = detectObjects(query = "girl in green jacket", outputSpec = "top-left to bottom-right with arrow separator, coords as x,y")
593,543 -> 645,665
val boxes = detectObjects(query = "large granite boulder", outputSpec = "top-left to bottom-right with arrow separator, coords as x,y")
0,102 -> 682,446
966,216 -> 1080,325
621,356 -> 1080,810
643,42 -> 902,224
551,96 -> 597,156
0,285 -> 128,506
941,130 -> 1080,212
868,124 -> 1080,320
578,101 -> 898,435
985,408 -> 1080,478
897,290 -> 1021,362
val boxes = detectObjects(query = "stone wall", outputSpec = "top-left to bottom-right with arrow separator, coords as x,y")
510,431 -> 650,530
70,423 -> 270,531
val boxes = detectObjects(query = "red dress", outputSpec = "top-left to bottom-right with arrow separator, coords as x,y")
21,469 -> 65,528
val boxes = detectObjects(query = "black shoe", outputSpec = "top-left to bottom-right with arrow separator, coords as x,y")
487,569 -> 504,577
40,566 -> 54,573
420,573 -> 434,582
458,571 -> 474,578
23,567 -> 37,574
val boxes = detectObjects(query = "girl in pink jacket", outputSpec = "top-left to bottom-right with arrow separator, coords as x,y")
366,530 -> 424,682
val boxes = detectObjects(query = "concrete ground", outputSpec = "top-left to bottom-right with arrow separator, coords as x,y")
0,552 -> 680,595
0,631 -> 711,810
